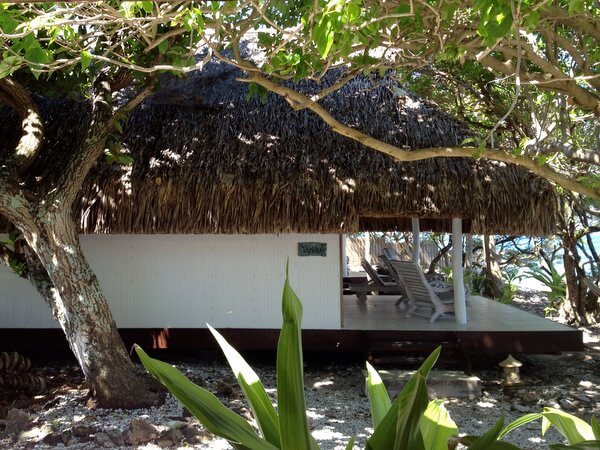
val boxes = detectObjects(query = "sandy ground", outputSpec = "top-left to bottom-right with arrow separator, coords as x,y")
1,288 -> 598,449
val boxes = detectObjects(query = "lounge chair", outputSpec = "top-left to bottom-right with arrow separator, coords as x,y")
353,259 -> 405,303
378,254 -> 411,309
382,247 -> 399,261
388,260 -> 456,323
378,254 -> 447,308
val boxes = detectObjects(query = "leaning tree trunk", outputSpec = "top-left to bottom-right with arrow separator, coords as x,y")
36,214 -> 161,408
0,74 -> 162,408
0,195 -> 162,408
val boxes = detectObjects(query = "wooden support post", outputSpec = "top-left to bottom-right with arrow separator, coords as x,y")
452,218 -> 468,324
411,217 -> 420,265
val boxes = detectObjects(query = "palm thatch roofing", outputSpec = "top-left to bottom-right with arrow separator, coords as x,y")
1,60 -> 558,235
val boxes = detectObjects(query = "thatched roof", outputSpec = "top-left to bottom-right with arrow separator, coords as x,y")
1,60 -> 558,235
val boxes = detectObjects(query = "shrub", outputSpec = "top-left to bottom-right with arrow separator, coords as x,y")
135,266 -> 600,449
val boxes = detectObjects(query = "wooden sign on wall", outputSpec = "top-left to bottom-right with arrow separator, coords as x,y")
298,242 -> 327,257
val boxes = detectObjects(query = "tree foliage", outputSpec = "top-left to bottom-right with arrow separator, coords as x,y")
0,0 -> 598,198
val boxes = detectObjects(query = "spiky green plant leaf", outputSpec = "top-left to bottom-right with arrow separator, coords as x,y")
467,417 -> 505,449
135,346 -> 276,450
344,436 -> 355,450
366,346 -> 441,450
542,408 -> 596,444
365,361 -> 391,428
499,413 -> 543,439
591,417 -> 600,440
276,264 -> 319,450
420,399 -> 458,450
208,325 -> 281,447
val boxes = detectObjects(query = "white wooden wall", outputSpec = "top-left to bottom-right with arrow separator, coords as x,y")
0,234 -> 341,329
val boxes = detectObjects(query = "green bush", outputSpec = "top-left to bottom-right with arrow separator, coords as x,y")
526,263 -> 566,315
135,266 -> 600,449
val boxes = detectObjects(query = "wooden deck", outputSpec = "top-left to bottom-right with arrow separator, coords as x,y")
341,294 -> 583,358
342,295 -> 575,332
0,296 -> 583,359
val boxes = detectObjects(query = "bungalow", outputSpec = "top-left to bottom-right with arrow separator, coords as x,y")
0,60 -> 582,358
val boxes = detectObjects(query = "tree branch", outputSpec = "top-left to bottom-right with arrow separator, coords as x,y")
0,78 -> 44,173
50,74 -> 114,209
531,142 -> 600,165
244,73 -> 600,201
476,53 -> 600,117
0,174 -> 41,245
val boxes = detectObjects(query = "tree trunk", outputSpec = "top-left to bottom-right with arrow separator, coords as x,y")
465,234 -> 473,269
561,232 -> 587,325
29,211 -> 162,408
427,239 -> 452,274
558,197 -> 600,326
483,234 -> 504,298
0,74 -> 162,408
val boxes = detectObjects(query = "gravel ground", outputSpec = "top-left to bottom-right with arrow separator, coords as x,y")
1,289 -> 599,450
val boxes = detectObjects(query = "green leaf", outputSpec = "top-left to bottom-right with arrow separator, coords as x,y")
365,361 -> 392,428
536,154 -> 550,166
344,436 -> 355,450
113,118 -> 123,134
467,417 -> 504,449
135,346 -> 277,450
258,32 -> 276,48
366,347 -> 441,450
209,325 -> 281,447
345,3 -> 361,22
116,154 -> 133,166
141,1 -> 153,13
591,417 -> 600,440
475,0 -> 513,43
313,16 -> 334,58
524,9 -> 539,30
461,137 -> 478,146
0,10 -> 18,34
246,82 -> 269,104
568,0 -> 585,14
21,33 -> 40,52
472,142 -> 486,158
157,39 -> 169,54
421,400 -> 458,450
26,46 -> 53,64
499,413 -> 542,439
542,408 -> 596,444
276,263 -> 319,450
0,54 -> 21,79
81,50 -> 92,70
391,371 -> 429,450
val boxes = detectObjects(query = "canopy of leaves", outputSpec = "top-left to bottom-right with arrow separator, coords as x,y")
0,1 -> 598,201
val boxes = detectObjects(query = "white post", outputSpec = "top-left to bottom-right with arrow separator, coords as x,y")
452,218 -> 468,324
364,232 -> 371,264
341,234 -> 348,276
411,217 -> 420,265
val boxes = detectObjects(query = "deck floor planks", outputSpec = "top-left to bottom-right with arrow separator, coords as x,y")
342,295 -> 575,332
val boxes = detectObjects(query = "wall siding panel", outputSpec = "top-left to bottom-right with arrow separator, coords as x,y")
0,234 -> 341,329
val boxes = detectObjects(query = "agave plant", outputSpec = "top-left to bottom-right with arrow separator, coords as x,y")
135,266 -> 600,450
